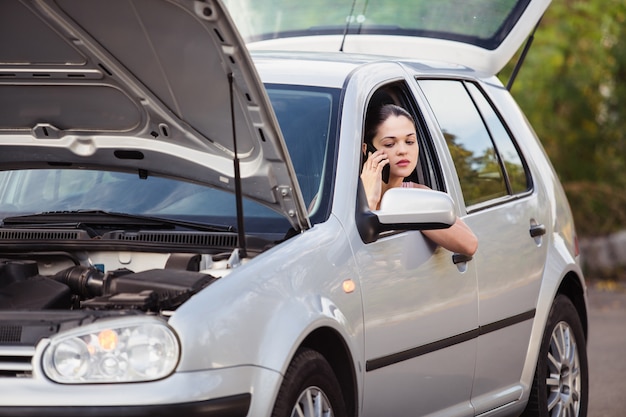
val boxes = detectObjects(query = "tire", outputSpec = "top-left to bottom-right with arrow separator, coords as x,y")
522,295 -> 588,417
271,348 -> 347,417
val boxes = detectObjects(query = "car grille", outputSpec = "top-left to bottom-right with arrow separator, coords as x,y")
0,345 -> 34,377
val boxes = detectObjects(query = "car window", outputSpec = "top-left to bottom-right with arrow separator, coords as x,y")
418,79 -> 529,208
362,82 -> 444,192
225,0 -> 529,50
266,85 -> 338,217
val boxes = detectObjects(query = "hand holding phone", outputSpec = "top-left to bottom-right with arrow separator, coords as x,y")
365,143 -> 390,183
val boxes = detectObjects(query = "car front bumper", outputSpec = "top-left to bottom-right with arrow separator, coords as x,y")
0,365 -> 281,417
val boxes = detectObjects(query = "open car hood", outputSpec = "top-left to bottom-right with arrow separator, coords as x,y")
0,0 -> 309,231
223,0 -> 550,76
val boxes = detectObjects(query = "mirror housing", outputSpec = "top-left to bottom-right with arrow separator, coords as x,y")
356,185 -> 456,244
375,188 -> 456,230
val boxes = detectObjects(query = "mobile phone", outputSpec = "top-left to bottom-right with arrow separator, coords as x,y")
365,143 -> 389,183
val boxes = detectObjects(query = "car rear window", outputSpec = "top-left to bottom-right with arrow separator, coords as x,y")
224,0 -> 528,49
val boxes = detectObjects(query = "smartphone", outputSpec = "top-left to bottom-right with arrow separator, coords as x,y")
366,143 -> 390,183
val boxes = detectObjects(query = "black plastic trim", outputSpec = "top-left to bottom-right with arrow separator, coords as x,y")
366,328 -> 478,372
366,309 -> 535,372
529,224 -> 546,238
0,394 -> 251,417
452,253 -> 473,264
479,309 -> 536,336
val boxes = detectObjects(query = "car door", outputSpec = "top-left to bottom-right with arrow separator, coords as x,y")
353,83 -> 479,417
417,78 -> 550,414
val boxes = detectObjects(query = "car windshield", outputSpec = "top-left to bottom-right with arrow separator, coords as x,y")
0,85 -> 340,235
224,0 -> 528,50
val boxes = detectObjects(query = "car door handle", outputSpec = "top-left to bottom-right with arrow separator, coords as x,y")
452,253 -> 473,264
529,224 -> 546,238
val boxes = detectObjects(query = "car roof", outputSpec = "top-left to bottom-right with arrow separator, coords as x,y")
252,50 -> 484,90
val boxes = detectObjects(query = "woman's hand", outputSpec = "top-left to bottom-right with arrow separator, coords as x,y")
360,150 -> 389,210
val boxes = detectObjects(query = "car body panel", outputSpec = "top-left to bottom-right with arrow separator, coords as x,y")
169,215 -> 363,373
413,76 -> 552,412
330,63 -> 480,416
0,361 -> 271,407
356,229 -> 478,417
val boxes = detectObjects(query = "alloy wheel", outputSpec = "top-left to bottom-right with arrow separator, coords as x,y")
290,386 -> 333,417
546,321 -> 582,417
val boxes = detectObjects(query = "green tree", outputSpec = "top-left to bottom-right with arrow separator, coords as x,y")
502,0 -> 626,187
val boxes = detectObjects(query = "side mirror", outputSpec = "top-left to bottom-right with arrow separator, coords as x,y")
375,188 -> 455,231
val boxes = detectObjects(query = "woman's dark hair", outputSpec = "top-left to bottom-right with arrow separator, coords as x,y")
363,104 -> 415,146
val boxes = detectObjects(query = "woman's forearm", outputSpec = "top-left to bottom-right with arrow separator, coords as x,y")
422,217 -> 478,256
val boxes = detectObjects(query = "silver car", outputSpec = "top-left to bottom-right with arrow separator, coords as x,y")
0,0 -> 587,417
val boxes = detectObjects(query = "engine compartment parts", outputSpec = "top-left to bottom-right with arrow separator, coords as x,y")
0,259 -> 217,312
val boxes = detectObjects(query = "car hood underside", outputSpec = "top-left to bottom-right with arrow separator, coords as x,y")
0,0 -> 309,231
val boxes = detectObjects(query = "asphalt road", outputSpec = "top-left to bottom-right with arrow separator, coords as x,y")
586,281 -> 626,417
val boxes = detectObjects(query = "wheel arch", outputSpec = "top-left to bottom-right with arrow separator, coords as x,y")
556,271 -> 588,340
299,327 -> 358,417
519,266 -> 588,402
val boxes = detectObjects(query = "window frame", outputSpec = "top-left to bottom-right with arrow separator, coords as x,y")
360,80 -> 447,194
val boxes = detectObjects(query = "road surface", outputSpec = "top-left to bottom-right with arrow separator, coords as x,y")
587,280 -> 626,417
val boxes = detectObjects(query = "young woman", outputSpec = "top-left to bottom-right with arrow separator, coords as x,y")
360,104 -> 478,257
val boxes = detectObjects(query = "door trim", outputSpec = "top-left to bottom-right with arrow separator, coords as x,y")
366,309 -> 535,372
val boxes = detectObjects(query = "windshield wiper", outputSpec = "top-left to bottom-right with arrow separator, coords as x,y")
2,210 -> 235,234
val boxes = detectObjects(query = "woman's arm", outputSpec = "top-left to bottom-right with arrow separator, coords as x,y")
421,217 -> 478,257
411,183 -> 478,256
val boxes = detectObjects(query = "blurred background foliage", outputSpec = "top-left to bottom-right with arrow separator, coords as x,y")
500,0 -> 626,237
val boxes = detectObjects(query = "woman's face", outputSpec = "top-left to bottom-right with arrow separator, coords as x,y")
372,115 -> 419,182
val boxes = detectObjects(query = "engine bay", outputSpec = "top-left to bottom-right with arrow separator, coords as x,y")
0,258 -> 217,312
0,244 -> 241,313
0,228 -> 254,350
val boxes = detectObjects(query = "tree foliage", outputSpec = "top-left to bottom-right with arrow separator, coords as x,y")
501,0 -> 626,187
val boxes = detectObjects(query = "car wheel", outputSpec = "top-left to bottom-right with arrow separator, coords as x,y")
272,348 -> 347,417
523,295 -> 588,417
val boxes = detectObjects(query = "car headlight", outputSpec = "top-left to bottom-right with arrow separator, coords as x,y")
42,317 -> 180,384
